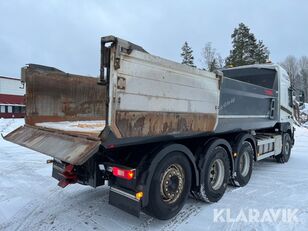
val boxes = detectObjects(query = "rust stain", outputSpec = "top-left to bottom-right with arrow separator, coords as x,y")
24,66 -> 106,125
115,111 -> 217,138
4,125 -> 100,165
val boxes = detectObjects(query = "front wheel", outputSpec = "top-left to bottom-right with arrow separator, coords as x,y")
275,133 -> 292,163
144,152 -> 192,220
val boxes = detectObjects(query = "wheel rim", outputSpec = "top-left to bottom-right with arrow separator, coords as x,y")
209,159 -> 225,190
239,151 -> 250,177
160,164 -> 185,204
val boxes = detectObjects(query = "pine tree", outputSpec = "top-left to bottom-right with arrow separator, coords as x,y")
226,23 -> 270,67
254,40 -> 270,64
181,41 -> 195,67
209,58 -> 219,72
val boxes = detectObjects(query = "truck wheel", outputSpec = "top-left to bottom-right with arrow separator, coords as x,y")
192,146 -> 230,203
275,133 -> 292,163
144,152 -> 192,220
230,141 -> 254,187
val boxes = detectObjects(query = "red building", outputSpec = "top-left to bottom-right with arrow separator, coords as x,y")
0,76 -> 25,118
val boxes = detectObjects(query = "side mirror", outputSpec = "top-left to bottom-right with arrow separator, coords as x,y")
288,88 -> 293,108
299,90 -> 305,106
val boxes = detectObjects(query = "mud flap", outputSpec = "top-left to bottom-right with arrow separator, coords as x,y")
109,187 -> 141,217
4,125 -> 101,165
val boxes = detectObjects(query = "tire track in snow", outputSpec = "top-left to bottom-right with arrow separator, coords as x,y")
9,188 -> 110,231
132,201 -> 202,231
160,202 -> 202,231
1,186 -> 63,231
132,186 -> 245,231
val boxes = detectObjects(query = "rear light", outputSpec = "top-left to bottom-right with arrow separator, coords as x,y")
58,164 -> 78,188
112,167 -> 135,180
264,89 -> 273,96
135,191 -> 143,200
107,144 -> 116,149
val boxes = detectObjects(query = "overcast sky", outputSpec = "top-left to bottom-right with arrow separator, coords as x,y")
1,0 -> 307,77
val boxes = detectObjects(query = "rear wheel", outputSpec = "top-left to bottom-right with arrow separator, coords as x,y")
230,141 -> 254,187
275,133 -> 292,163
144,152 -> 192,220
192,145 -> 230,203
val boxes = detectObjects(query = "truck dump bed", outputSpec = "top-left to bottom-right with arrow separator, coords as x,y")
4,36 -> 220,165
4,64 -> 106,165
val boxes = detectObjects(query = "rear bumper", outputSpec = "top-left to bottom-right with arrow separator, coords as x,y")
52,160 -> 78,188
52,157 -> 142,217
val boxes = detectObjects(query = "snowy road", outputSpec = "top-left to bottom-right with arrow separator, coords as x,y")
0,118 -> 308,231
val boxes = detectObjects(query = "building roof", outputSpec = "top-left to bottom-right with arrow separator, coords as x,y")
0,76 -> 21,81
0,94 -> 24,105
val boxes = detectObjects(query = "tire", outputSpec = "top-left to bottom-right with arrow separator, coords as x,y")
230,141 -> 254,187
144,152 -> 192,220
192,146 -> 230,203
275,133 -> 292,163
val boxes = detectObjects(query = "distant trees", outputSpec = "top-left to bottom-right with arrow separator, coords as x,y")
226,23 -> 269,67
280,56 -> 299,87
180,23 -> 270,70
181,41 -> 195,67
299,57 -> 308,101
280,56 -> 308,102
201,42 -> 224,72
178,23 -> 306,102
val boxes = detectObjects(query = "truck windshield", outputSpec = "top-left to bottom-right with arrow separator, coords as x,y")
222,67 -> 276,89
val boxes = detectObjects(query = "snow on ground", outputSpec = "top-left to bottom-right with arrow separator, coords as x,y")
0,118 -> 308,231
301,103 -> 308,115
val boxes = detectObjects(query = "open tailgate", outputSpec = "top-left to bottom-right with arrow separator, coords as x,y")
2,64 -> 106,165
4,125 -> 101,165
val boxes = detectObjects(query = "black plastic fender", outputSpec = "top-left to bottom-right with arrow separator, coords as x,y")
232,133 -> 257,162
138,143 -> 199,207
277,122 -> 294,146
278,122 -> 292,133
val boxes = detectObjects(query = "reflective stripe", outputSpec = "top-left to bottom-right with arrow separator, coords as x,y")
218,115 -> 268,119
110,187 -> 139,202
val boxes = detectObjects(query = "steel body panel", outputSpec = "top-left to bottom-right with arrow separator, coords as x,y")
108,49 -> 220,138
221,64 -> 293,127
215,72 -> 279,133
115,111 -> 216,137
117,51 -> 218,113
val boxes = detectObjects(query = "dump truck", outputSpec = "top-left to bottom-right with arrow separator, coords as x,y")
5,36 -> 296,220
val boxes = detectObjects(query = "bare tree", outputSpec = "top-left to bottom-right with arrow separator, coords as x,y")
280,56 -> 300,88
201,42 -> 224,72
298,56 -> 308,102
280,55 -> 308,103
